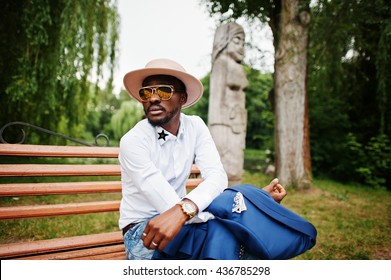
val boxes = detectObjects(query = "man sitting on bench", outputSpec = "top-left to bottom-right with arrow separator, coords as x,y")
118,58 -> 289,260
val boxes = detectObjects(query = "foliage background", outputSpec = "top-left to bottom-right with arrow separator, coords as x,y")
0,0 -> 119,144
307,0 -> 391,189
0,0 -> 390,262
203,0 -> 391,190
0,0 -> 390,189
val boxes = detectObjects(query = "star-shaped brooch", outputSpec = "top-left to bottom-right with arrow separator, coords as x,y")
158,130 -> 169,141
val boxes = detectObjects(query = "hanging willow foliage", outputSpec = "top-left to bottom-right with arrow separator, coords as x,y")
0,0 -> 119,143
376,17 -> 391,134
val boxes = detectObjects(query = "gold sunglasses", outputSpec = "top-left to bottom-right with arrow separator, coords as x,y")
138,85 -> 184,102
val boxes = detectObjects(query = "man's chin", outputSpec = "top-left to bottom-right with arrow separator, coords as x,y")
148,117 -> 169,127
146,106 -> 180,128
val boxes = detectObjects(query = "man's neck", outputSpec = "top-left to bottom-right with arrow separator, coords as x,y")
161,113 -> 181,136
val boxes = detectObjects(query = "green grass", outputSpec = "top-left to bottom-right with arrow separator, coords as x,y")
0,191 -> 122,244
243,171 -> 391,260
0,156 -> 122,244
0,212 -> 120,244
1,153 -> 390,259
243,148 -> 270,173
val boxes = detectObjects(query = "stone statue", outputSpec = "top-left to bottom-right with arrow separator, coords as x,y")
208,22 -> 248,186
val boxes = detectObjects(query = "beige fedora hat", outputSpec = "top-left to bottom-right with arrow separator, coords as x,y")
123,58 -> 203,108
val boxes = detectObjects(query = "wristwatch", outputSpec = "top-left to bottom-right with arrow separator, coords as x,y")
177,200 -> 197,220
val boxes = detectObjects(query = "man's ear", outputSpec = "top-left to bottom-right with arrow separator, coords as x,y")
180,93 -> 188,105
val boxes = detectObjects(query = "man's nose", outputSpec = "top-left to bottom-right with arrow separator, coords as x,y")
149,90 -> 161,103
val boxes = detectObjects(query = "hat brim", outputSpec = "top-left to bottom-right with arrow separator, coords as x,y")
123,67 -> 203,109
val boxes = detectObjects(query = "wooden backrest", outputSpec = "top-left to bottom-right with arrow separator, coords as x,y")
0,144 -> 202,219
0,144 -> 202,259
0,144 -> 119,219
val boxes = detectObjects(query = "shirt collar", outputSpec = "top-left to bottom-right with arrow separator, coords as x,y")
154,117 -> 186,145
155,127 -> 170,145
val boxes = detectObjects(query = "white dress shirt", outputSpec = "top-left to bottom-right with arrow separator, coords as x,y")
118,113 -> 228,229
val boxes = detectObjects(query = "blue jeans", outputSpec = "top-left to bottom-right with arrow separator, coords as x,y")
123,220 -> 155,260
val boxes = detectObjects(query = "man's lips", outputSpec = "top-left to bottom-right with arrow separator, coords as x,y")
147,105 -> 165,115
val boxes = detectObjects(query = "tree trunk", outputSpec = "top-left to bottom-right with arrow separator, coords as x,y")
274,0 -> 312,189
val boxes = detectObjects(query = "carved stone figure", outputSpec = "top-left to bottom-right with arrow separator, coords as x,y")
208,22 -> 248,186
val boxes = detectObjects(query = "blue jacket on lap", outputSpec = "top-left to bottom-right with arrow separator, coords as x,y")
153,184 -> 317,260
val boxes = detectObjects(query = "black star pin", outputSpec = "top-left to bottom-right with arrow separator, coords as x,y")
158,130 -> 169,141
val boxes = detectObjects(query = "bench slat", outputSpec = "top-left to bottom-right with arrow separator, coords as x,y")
0,164 -> 199,177
0,200 -> 120,219
0,144 -> 119,157
0,181 -> 121,196
0,164 -> 121,177
186,178 -> 204,189
191,165 -> 201,174
0,143 -> 203,259
76,251 -> 125,260
0,179 -> 203,196
19,244 -> 125,260
0,231 -> 123,259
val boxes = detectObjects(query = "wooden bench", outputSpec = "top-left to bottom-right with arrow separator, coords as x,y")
0,144 -> 202,260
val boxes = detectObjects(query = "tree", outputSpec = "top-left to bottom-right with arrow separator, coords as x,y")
308,0 -> 391,189
244,66 -> 274,150
110,98 -> 144,141
185,70 -> 274,153
0,0 -> 119,144
183,75 -> 211,123
85,83 -> 121,142
204,0 -> 312,188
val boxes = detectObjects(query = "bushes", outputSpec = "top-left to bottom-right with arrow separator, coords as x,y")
355,134 -> 390,189
330,133 -> 391,190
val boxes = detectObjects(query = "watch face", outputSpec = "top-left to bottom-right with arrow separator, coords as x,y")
184,202 -> 196,214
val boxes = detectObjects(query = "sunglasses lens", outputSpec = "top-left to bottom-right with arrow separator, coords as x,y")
139,88 -> 152,101
156,86 -> 173,100
138,86 -> 174,101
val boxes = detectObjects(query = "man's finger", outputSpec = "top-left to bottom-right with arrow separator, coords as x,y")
270,178 -> 279,186
263,178 -> 279,193
273,184 -> 283,193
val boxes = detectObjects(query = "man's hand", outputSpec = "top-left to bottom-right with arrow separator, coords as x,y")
141,204 -> 188,252
263,178 -> 287,203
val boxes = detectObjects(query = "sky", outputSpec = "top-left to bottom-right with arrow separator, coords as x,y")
114,0 -> 217,93
114,0 -> 274,94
